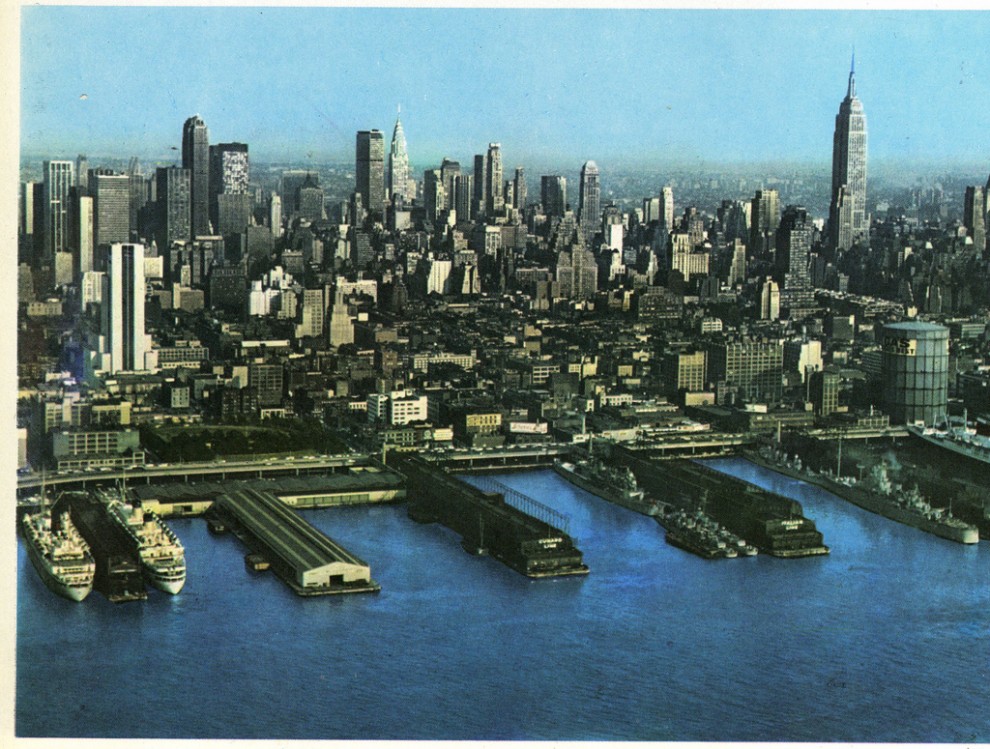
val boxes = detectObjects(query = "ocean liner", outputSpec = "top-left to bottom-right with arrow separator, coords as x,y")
21,508 -> 95,602
104,492 -> 186,594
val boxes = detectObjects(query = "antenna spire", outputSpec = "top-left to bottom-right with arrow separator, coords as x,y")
848,50 -> 856,98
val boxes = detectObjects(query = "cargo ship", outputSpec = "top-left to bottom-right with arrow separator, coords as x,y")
553,458 -> 660,516
749,447 -> 979,545
104,492 -> 186,595
21,508 -> 95,602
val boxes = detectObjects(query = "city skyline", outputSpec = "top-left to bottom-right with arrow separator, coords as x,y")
19,7 -> 990,171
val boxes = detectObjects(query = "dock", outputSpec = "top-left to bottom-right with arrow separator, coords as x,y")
391,453 -> 589,578
207,487 -> 380,596
608,445 -> 829,558
53,491 -> 147,602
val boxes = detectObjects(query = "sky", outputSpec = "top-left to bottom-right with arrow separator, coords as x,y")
18,6 -> 990,172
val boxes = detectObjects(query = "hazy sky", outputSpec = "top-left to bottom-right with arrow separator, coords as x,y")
19,6 -> 990,171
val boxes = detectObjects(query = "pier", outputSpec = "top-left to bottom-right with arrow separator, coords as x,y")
392,453 -> 588,578
207,487 -> 380,596
608,445 -> 829,558
53,492 -> 147,602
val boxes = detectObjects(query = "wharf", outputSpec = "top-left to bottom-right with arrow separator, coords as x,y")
207,487 -> 380,596
129,466 -> 405,518
53,491 -> 147,602
608,445 -> 829,558
392,453 -> 589,578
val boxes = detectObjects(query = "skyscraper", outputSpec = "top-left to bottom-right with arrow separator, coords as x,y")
440,158 -> 461,213
472,154 -> 487,220
156,167 -> 192,250
963,186 -> 986,251
388,112 -> 412,204
578,161 -> 601,240
485,143 -> 504,216
541,175 -> 567,218
356,130 -> 386,217
91,171 -> 131,247
829,58 -> 868,251
513,167 -> 527,210
209,142 -> 251,237
43,160 -> 75,262
101,242 -> 147,373
182,115 -> 210,237
659,186 -> 674,232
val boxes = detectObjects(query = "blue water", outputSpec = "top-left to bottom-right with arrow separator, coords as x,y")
16,459 -> 990,741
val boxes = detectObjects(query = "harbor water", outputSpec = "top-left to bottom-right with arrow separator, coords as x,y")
16,458 -> 990,741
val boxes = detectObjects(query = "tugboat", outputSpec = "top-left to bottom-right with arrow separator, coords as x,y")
103,491 -> 187,594
21,507 -> 95,602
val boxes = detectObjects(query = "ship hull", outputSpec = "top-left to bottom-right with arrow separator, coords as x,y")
746,453 -> 979,545
907,426 -> 990,468
553,462 -> 657,516
22,530 -> 92,602
144,566 -> 185,595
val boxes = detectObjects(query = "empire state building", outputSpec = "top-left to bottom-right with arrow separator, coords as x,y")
829,58 -> 868,251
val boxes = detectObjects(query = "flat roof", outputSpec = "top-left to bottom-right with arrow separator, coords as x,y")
218,488 -> 369,575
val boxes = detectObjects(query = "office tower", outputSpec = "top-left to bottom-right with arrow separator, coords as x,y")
784,339 -> 823,383
881,321 -> 948,425
91,172 -> 131,247
751,188 -> 780,240
388,112 -> 412,203
659,186 -> 674,232
182,115 -> 211,236
269,194 -> 283,237
541,175 -> 567,218
296,176 -> 325,222
809,369 -> 840,416
555,247 -> 597,300
455,174 -> 473,224
156,167 -> 192,250
423,170 -> 445,224
19,182 -> 45,265
101,242 -> 147,373
472,154 -> 487,220
485,143 -> 504,216
328,289 -> 355,348
578,161 -> 601,239
514,167 -> 527,210
707,339 -> 784,404
70,189 -> 94,276
76,155 -> 89,191
662,349 -> 708,396
356,130 -> 386,217
440,158 -> 461,212
963,186 -> 986,251
829,58 -> 868,251
43,160 -> 75,262
281,170 -> 317,216
776,205 -> 811,288
126,158 -> 144,234
209,142 -> 251,237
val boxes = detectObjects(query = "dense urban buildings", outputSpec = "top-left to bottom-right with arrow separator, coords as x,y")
14,60 -> 990,493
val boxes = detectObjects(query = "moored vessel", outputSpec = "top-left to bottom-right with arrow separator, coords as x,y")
104,492 -> 186,594
750,446 -> 979,545
553,458 -> 659,516
21,509 -> 95,602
